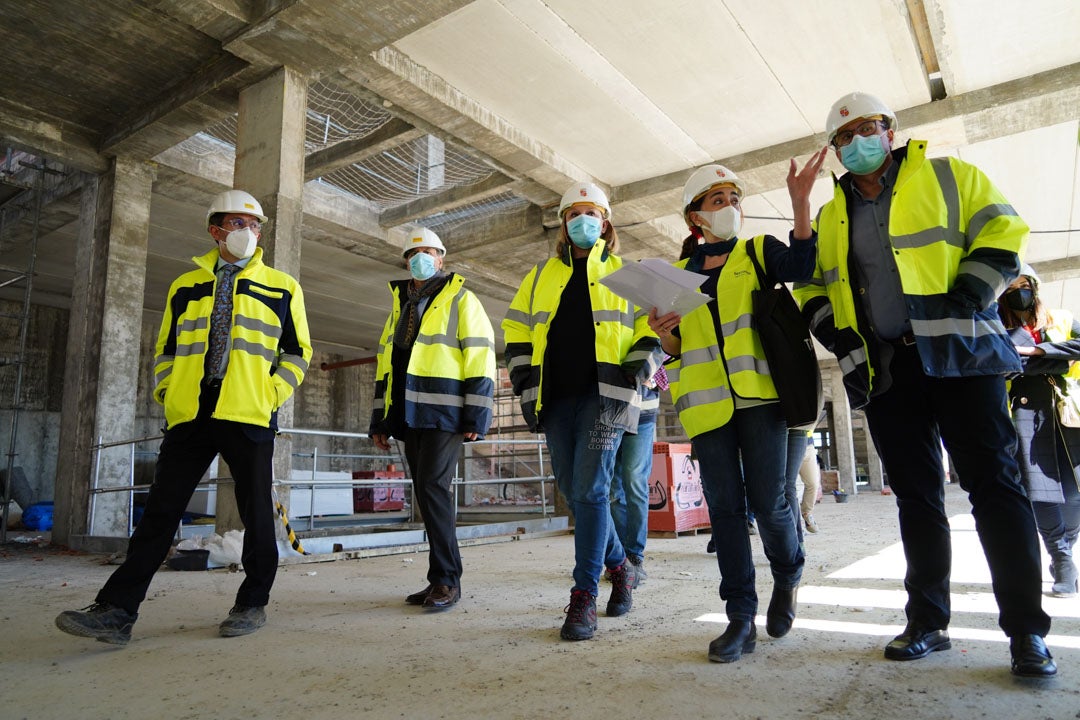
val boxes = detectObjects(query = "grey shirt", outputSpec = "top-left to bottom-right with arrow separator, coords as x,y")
846,159 -> 912,341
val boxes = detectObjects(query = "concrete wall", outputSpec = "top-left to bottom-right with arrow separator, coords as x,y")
0,300 -> 68,505
2,299 -> 381,519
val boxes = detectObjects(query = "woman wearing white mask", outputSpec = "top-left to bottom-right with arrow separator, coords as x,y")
503,182 -> 663,642
370,227 -> 497,612
648,156 -> 825,663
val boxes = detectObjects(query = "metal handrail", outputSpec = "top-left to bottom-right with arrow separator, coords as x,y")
86,428 -> 556,536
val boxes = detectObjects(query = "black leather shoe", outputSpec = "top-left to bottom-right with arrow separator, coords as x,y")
766,585 -> 798,638
708,621 -> 757,663
405,585 -> 432,606
1010,634 -> 1057,677
423,584 -> 461,610
884,626 -> 951,661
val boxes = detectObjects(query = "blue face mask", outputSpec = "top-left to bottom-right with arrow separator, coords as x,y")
566,214 -> 603,249
409,252 -> 437,281
839,131 -> 889,175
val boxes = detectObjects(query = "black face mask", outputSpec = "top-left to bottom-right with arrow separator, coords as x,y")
1004,287 -> 1035,312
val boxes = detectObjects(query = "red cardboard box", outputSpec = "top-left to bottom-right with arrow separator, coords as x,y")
352,470 -> 406,512
648,442 -> 710,533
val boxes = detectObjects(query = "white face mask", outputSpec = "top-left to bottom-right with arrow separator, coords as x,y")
224,227 -> 258,259
695,205 -> 741,241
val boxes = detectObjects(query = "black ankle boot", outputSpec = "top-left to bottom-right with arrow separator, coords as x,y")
766,585 -> 798,638
1050,555 -> 1078,598
708,620 -> 757,663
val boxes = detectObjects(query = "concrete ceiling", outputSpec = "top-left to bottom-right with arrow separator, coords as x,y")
1,0 -> 1078,358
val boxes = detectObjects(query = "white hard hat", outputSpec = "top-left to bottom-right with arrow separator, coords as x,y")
825,92 -> 898,146
558,182 -> 611,219
402,227 -> 446,258
206,189 -> 268,226
1019,263 -> 1040,286
682,165 -> 746,220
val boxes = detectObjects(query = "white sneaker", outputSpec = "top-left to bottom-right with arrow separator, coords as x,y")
803,514 -> 819,533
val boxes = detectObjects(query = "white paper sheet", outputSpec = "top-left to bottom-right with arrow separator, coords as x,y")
600,259 -> 710,316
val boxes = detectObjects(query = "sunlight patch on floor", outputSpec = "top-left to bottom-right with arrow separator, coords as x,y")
692,512 -> 1080,649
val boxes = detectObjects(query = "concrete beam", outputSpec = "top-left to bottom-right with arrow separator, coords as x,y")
362,45 -> 589,195
0,97 -> 108,174
379,171 -> 514,227
612,62 -> 1080,222
100,52 -> 251,156
435,203 -> 544,254
1032,256 -> 1080,284
304,118 -> 423,181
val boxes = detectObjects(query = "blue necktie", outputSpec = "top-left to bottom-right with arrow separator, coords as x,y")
206,264 -> 237,378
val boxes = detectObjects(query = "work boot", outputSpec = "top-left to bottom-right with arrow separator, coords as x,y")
606,562 -> 637,617
1050,555 -> 1078,598
405,584 -> 432,605
55,602 -> 137,646
218,604 -> 266,637
629,554 -> 647,583
708,620 -> 757,663
765,585 -> 798,638
561,589 -> 598,641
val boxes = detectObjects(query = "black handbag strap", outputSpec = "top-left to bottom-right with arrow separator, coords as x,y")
745,236 -> 769,288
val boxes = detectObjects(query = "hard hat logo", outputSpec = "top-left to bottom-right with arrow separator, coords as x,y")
206,189 -> 268,226
558,182 -> 611,219
402,227 -> 446,258
839,106 -> 849,117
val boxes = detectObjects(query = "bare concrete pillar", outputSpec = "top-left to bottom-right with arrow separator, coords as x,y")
828,366 -> 858,496
54,158 -> 155,544
216,66 -> 308,532
864,421 -> 885,491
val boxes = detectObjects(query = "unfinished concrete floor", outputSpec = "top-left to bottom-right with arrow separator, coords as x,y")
2,483 -> 1079,720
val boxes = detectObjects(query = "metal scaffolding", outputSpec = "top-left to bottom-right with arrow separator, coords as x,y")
0,150 -> 62,542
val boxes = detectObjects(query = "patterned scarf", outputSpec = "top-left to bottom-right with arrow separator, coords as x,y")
393,271 -> 448,350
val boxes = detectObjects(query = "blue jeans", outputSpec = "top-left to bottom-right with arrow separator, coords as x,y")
611,416 -> 656,561
785,430 -> 807,544
544,393 -> 626,596
693,402 -> 804,622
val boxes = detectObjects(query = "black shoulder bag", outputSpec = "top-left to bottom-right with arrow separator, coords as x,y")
746,237 -> 823,429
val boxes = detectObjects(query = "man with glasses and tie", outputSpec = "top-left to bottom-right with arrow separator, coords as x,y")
792,92 -> 1055,677
56,189 -> 312,645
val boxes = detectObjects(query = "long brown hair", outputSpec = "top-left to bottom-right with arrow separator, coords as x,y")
678,196 -> 705,260
998,274 -> 1050,331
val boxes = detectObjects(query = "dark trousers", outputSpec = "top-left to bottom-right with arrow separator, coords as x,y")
864,343 -> 1050,637
401,427 -> 464,588
98,387 -> 278,615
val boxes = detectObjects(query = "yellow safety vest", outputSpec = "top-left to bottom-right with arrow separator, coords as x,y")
793,140 -> 1026,408
370,273 -> 496,435
667,237 -> 776,438
502,240 -> 662,432
153,247 -> 311,430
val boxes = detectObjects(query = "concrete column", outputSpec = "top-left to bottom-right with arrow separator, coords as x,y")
828,366 -> 858,496
220,66 -> 308,531
415,135 -> 445,190
864,420 -> 885,491
54,158 -> 156,544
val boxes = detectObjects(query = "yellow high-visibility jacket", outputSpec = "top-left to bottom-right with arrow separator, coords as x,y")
501,241 -> 662,432
369,273 -> 496,436
667,237 -> 776,438
153,247 -> 311,430
793,141 -> 1026,409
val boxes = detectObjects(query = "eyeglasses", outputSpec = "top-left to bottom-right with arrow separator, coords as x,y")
832,120 -> 884,148
218,217 -> 262,232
